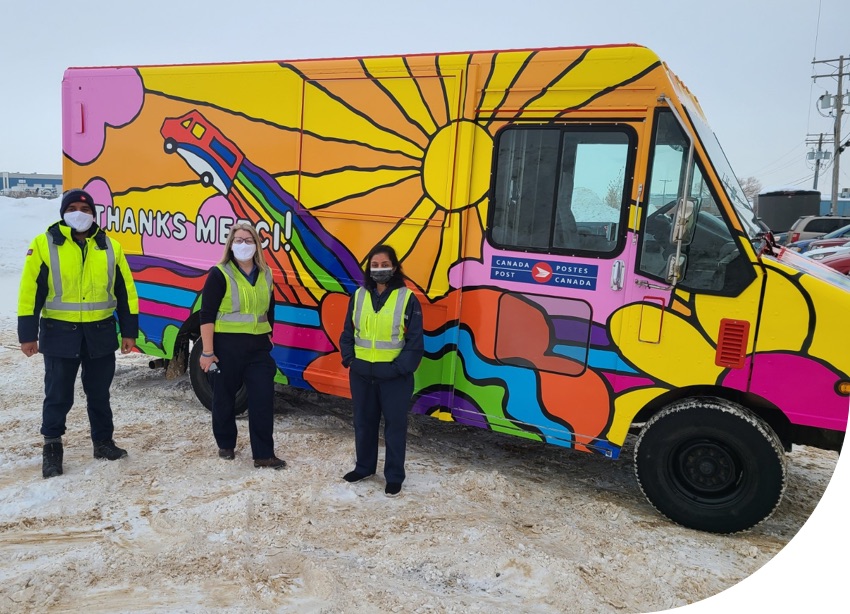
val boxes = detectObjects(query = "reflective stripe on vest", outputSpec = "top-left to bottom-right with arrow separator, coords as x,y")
215,263 -> 273,334
43,231 -> 117,313
352,286 -> 411,362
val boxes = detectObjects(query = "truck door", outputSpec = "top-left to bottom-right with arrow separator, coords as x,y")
629,107 -> 759,380
455,122 -> 640,450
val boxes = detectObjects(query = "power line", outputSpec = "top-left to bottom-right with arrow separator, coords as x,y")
807,0 -> 823,137
764,155 -> 810,175
758,155 -> 815,184
812,0 -> 822,60
750,141 -> 808,176
786,172 -> 816,187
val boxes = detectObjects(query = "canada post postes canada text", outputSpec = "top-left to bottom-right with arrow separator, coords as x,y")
489,256 -> 598,290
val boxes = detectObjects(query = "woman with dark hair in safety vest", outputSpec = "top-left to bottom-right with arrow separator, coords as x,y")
339,244 -> 424,497
198,222 -> 285,469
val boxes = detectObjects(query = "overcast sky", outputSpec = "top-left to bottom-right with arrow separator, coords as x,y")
1,0 -> 848,196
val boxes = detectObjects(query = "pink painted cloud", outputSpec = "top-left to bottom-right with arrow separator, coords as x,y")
83,178 -> 113,212
141,195 -> 235,269
82,179 -> 233,272
62,68 -> 144,165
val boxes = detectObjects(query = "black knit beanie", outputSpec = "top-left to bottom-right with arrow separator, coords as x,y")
60,189 -> 95,215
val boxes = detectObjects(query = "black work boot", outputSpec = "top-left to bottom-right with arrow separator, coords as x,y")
42,442 -> 64,479
92,439 -> 128,461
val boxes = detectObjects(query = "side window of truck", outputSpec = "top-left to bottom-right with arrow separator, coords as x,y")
639,111 -> 755,294
490,126 -> 633,255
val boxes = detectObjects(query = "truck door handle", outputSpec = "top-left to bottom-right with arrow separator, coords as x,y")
611,260 -> 625,291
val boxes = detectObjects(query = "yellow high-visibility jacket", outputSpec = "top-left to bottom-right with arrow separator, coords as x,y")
352,286 -> 412,363
17,222 -> 139,357
213,262 -> 273,335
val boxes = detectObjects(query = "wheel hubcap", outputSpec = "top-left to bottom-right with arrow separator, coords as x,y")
673,440 -> 741,501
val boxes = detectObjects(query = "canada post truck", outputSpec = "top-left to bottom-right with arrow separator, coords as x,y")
61,44 -> 850,532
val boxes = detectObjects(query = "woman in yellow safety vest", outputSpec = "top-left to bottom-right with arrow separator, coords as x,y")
198,222 -> 285,469
339,244 -> 424,497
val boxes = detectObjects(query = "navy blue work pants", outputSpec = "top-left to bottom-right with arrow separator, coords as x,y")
41,347 -> 116,442
349,370 -> 414,484
211,333 -> 276,460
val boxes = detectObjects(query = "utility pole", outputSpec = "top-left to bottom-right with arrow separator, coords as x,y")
813,55 -> 848,215
834,57 -> 844,215
806,133 -> 831,190
815,132 -> 824,191
659,178 -> 672,203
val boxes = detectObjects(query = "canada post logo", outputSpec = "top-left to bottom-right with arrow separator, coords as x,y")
490,256 -> 598,290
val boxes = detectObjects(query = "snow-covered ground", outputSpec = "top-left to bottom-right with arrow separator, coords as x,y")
0,195 -> 847,613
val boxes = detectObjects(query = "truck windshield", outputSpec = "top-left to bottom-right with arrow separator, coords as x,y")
681,99 -> 763,239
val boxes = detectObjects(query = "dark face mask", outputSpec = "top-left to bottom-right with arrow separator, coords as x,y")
370,267 -> 393,284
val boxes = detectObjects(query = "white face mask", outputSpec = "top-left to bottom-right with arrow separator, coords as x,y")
63,211 -> 94,233
231,243 -> 257,262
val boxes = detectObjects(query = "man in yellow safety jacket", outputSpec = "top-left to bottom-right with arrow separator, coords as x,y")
18,189 -> 139,479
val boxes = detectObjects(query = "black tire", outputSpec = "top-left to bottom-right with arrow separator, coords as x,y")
200,172 -> 214,187
163,138 -> 176,154
188,338 -> 248,415
634,397 -> 786,533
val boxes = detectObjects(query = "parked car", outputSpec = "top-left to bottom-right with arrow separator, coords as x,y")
785,215 -> 850,245
819,252 -> 850,275
806,240 -> 850,260
786,221 -> 850,252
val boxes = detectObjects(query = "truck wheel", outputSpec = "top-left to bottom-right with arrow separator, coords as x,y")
634,397 -> 786,533
188,339 -> 248,415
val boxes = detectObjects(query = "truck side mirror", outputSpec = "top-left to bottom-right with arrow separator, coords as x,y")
670,198 -> 697,244
665,253 -> 687,284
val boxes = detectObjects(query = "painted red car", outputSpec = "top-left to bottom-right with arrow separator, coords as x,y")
819,252 -> 850,275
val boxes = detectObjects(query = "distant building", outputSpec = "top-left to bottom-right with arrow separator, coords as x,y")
1,172 -> 62,197
819,197 -> 850,216
754,188 -> 820,232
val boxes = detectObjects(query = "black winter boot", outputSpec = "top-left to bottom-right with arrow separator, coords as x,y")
93,439 -> 128,461
42,442 -> 63,479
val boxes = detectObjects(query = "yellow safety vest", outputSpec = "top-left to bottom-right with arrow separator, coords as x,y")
214,262 -> 273,335
352,286 -> 411,363
18,224 -> 138,323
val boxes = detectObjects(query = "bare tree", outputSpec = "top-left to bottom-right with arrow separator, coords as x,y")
738,176 -> 762,202
604,174 -> 624,209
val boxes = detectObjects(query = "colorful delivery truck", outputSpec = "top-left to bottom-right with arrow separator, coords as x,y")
61,44 -> 850,533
